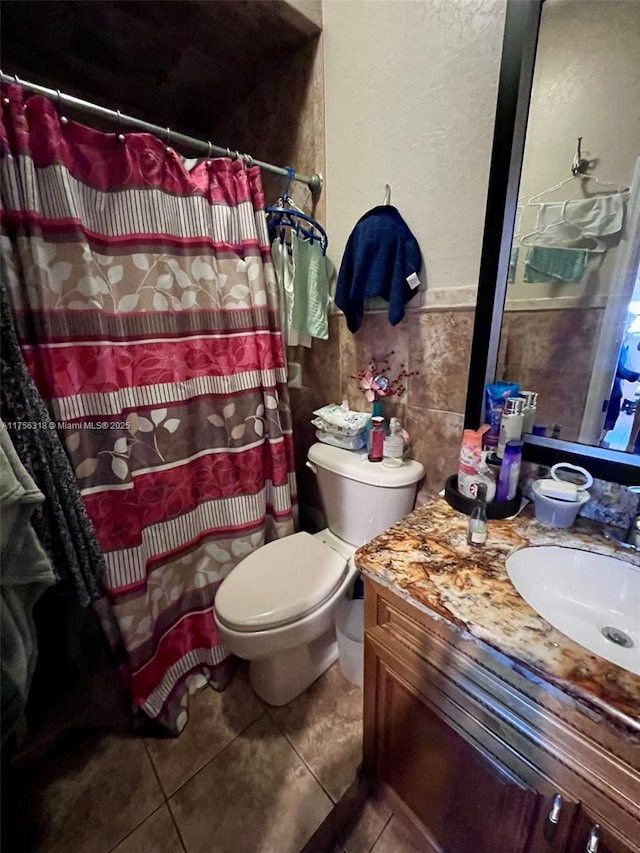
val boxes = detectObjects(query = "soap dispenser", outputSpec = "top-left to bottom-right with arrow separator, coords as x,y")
383,417 -> 404,467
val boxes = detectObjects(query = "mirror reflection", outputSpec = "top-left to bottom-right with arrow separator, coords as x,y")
498,0 -> 640,454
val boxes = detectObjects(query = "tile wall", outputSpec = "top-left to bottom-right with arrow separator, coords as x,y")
289,303 -> 477,515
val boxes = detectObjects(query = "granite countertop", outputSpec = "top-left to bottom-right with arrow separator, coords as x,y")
355,496 -> 640,733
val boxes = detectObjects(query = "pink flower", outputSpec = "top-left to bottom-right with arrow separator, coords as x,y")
352,354 -> 419,404
359,372 -> 381,402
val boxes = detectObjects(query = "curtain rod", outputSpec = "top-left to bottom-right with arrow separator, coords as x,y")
0,73 -> 323,194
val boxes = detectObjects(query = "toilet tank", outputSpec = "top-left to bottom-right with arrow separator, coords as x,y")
307,443 -> 425,547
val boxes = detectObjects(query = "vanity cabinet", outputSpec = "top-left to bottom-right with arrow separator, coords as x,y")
362,577 -> 640,853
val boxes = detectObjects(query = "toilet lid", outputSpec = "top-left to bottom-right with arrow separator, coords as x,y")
215,532 -> 348,632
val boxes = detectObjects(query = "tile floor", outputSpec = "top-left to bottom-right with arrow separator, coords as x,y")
11,662 -> 422,853
12,664 -> 418,853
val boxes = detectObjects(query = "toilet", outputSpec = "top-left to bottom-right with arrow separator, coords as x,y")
214,443 -> 424,705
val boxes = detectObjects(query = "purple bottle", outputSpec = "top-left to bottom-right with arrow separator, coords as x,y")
496,439 -> 522,502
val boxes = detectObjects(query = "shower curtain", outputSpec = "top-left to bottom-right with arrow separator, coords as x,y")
0,83 -> 296,733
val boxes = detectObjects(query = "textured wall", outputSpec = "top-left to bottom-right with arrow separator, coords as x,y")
323,0 -> 506,289
301,0 -> 507,502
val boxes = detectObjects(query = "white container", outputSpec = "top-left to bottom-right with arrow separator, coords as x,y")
335,597 -> 364,687
531,480 -> 590,528
307,443 -> 424,546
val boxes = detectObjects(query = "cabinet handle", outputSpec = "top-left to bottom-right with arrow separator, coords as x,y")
586,825 -> 600,853
547,794 -> 563,825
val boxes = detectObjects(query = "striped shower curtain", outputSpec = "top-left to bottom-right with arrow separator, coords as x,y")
0,83 -> 296,733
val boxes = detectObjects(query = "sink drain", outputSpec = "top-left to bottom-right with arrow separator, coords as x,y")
601,626 -> 634,648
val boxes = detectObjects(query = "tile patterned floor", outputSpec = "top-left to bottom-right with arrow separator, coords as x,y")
16,662 -> 417,853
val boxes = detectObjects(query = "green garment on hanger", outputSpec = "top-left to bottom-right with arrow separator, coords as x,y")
523,245 -> 589,283
290,232 -> 334,340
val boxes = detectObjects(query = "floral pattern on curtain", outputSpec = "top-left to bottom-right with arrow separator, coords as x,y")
0,84 -> 296,733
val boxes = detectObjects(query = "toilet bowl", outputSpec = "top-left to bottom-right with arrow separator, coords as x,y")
214,444 -> 424,706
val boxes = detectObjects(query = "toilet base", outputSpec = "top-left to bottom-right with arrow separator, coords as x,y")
248,627 -> 339,706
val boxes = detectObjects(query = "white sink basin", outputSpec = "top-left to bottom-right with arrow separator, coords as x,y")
506,546 -> 640,674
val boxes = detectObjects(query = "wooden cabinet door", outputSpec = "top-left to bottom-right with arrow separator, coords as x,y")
567,811 -> 638,853
377,660 -> 539,853
526,790 -> 580,853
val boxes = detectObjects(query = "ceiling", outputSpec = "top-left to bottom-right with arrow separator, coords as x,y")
1,0 -> 318,139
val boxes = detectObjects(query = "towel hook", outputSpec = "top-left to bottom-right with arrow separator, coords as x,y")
571,137 -> 588,176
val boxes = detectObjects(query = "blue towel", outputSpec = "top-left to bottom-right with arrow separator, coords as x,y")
335,206 -> 422,333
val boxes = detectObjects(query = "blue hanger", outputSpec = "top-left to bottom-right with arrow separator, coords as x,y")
266,167 -> 328,254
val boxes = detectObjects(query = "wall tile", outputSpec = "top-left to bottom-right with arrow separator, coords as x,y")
500,308 -> 602,377
405,406 -> 464,496
339,313 -> 411,411
407,310 -> 474,414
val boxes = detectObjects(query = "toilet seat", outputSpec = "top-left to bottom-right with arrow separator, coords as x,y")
215,532 -> 348,633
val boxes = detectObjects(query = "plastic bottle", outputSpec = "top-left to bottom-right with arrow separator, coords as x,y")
383,418 -> 404,460
467,451 -> 496,503
497,396 -> 525,459
457,425 -> 489,498
496,439 -> 523,502
520,390 -> 538,434
368,417 -> 385,462
467,482 -> 488,547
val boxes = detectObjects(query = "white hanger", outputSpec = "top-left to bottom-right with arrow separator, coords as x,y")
519,219 -> 605,251
527,173 -> 629,206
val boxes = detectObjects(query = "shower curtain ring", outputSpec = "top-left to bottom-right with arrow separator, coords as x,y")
245,153 -> 253,167
234,150 -> 241,162
165,127 -> 172,153
206,140 -> 212,167
226,147 -> 231,160
116,109 -> 125,143
56,89 -> 68,125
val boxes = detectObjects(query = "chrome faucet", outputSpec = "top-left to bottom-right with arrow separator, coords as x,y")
604,486 -> 640,552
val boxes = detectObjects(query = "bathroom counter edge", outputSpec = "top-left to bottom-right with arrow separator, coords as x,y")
354,495 -> 640,735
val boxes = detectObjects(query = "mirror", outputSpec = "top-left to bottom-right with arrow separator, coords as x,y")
465,0 -> 640,484
501,0 -> 640,454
